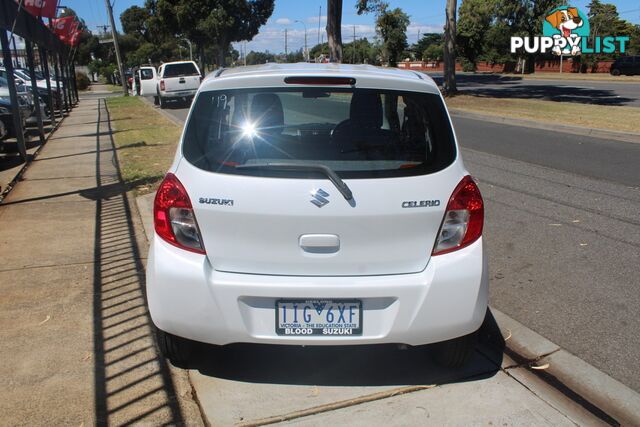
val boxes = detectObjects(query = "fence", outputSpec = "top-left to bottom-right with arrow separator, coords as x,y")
398,59 -> 616,74
1,0 -> 78,162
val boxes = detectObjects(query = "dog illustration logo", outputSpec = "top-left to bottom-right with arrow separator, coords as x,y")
543,6 -> 590,55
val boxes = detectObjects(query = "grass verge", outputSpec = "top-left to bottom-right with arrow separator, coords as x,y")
106,96 -> 181,194
445,95 -> 640,134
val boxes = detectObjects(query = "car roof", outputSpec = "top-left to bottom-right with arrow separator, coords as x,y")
201,63 -> 439,93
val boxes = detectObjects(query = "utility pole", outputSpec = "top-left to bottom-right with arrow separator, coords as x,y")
104,0 -> 128,96
284,28 -> 288,57
294,20 -> 308,61
318,5 -> 322,45
352,25 -> 356,63
243,41 -> 247,66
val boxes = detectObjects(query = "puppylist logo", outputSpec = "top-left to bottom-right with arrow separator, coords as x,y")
511,6 -> 630,55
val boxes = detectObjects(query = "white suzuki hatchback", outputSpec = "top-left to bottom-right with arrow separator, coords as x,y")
147,63 -> 488,368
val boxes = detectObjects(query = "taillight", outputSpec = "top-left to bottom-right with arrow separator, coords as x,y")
154,173 -> 205,254
160,79 -> 165,91
432,175 -> 484,256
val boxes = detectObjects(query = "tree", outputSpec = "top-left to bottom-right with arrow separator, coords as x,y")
376,6 -> 410,67
326,0 -> 343,62
245,50 -> 277,64
413,33 -> 443,60
443,0 -> 457,95
457,0 -> 495,70
121,6 -> 151,40
423,44 -> 443,61
156,0 -> 274,68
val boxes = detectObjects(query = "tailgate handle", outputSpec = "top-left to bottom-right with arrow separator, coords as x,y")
299,234 -> 340,254
179,77 -> 186,83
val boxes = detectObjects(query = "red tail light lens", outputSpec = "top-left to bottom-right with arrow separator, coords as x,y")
160,79 -> 165,91
432,175 -> 484,256
154,173 -> 205,254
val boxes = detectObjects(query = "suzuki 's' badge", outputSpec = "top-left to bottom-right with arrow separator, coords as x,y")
310,189 -> 330,208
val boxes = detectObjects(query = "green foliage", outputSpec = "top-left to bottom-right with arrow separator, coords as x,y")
582,0 -> 638,68
342,38 -> 382,64
156,0 -> 274,66
423,44 -> 443,61
376,7 -> 410,67
120,6 -> 151,40
75,72 -> 90,90
412,33 -> 443,60
457,0 -> 496,70
245,50 -> 277,65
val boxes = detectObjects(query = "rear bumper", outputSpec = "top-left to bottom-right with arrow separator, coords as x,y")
146,236 -> 488,346
159,89 -> 197,99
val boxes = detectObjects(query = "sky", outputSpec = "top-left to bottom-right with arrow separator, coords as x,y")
65,0 -> 640,54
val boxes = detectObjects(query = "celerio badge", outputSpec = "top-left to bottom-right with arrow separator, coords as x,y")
402,200 -> 440,208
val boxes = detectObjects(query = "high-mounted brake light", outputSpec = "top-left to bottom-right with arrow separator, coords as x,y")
154,173 -> 206,254
284,76 -> 356,85
432,175 -> 484,256
160,79 -> 165,91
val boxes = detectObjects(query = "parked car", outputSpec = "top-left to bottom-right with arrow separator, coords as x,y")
610,56 -> 640,76
155,60 -> 201,108
13,67 -> 62,112
147,64 -> 488,368
0,78 -> 30,142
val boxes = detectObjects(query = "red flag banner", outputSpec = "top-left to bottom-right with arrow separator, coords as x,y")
52,15 -> 75,43
69,28 -> 81,47
17,0 -> 60,19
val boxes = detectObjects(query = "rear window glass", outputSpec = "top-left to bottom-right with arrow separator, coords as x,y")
163,63 -> 199,78
183,88 -> 456,179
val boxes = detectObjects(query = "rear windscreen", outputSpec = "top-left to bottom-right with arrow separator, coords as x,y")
163,63 -> 199,78
183,88 -> 456,179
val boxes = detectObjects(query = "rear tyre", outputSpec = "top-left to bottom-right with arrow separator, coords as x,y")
611,68 -> 621,76
431,330 -> 478,368
155,327 -> 193,367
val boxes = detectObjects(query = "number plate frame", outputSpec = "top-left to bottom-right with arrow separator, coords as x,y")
275,299 -> 363,336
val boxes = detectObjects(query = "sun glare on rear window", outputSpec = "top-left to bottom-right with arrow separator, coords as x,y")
183,87 -> 456,179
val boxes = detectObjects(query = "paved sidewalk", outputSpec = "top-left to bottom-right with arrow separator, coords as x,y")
0,98 -> 202,425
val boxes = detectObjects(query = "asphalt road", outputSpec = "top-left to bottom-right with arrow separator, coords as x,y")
427,73 -> 640,106
157,98 -> 640,392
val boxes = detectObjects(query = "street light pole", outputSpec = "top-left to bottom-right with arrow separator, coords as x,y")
183,38 -> 193,61
104,0 -> 128,96
294,20 -> 308,62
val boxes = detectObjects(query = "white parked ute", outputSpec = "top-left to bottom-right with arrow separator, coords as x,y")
147,63 -> 488,368
155,60 -> 201,108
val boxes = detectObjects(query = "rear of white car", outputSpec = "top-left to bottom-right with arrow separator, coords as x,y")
156,61 -> 201,108
147,64 -> 488,367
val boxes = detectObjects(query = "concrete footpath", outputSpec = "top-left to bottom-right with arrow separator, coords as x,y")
0,97 -> 202,425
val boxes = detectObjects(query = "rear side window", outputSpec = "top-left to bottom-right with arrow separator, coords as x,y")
183,88 -> 456,179
140,69 -> 154,80
163,63 -> 199,78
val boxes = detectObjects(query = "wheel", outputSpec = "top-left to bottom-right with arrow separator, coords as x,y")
154,95 -> 159,105
611,68 -> 621,76
155,327 -> 193,367
431,330 -> 478,368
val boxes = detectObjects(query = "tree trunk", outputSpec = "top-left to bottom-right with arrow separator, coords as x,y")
443,0 -> 457,95
326,0 -> 343,62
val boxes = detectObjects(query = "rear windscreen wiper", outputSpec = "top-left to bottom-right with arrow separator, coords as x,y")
236,162 -> 353,201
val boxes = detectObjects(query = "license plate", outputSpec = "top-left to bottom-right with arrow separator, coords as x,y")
276,299 -> 362,336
